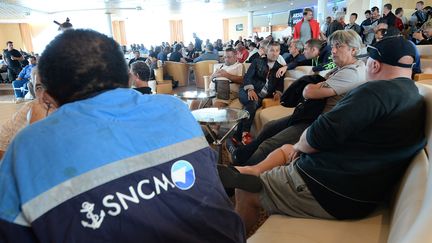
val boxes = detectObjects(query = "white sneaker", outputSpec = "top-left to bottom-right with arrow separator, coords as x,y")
15,98 -> 24,104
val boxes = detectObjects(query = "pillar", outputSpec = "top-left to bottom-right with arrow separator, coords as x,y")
106,12 -> 113,37
346,0 -> 374,23
369,0 -> 382,9
248,11 -> 254,38
317,0 -> 328,24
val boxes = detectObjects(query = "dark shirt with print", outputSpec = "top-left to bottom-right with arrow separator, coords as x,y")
3,49 -> 22,71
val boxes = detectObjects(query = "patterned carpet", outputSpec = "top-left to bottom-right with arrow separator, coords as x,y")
215,140 -> 269,238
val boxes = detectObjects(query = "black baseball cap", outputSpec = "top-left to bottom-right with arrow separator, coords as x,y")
367,36 -> 416,68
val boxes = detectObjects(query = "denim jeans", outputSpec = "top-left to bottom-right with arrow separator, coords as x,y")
12,79 -> 29,98
234,88 -> 263,140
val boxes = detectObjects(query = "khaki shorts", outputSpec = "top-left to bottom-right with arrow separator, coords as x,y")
259,162 -> 334,219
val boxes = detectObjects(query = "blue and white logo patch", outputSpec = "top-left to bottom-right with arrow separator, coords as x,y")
171,160 -> 195,190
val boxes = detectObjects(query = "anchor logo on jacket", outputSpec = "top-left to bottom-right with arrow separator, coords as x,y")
80,201 -> 106,229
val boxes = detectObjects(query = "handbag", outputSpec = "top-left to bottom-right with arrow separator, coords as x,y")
213,78 -> 230,100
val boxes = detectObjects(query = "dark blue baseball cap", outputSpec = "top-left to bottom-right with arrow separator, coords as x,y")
367,36 -> 416,68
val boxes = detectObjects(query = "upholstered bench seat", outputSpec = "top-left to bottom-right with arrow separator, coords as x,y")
248,209 -> 390,243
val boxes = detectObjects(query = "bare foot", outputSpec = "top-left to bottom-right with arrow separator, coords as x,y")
235,166 -> 260,176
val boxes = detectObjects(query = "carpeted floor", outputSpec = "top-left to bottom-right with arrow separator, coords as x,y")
215,140 -> 269,238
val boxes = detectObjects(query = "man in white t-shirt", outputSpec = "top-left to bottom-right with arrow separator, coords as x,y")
209,47 -> 244,107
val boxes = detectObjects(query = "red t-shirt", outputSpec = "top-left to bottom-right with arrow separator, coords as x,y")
237,49 -> 249,63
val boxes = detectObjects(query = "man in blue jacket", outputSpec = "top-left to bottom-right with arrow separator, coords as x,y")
12,55 -> 37,102
0,29 -> 245,243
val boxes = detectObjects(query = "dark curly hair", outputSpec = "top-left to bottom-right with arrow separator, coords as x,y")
38,29 -> 129,106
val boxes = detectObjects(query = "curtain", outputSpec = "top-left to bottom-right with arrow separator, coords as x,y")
169,20 -> 184,44
222,18 -> 229,42
19,23 -> 33,53
112,20 -> 127,46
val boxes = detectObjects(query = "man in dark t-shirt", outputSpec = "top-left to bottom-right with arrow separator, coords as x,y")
130,61 -> 152,94
193,33 -> 203,52
128,50 -> 146,67
226,36 -> 425,232
3,41 -> 23,82
168,44 -> 185,62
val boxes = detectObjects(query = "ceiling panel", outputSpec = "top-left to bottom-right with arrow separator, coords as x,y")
0,0 -> 320,21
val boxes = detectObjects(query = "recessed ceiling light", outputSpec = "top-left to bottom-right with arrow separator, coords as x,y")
290,2 -> 293,5
263,6 -> 267,8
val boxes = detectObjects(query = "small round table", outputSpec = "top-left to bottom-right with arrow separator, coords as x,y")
174,90 -> 216,109
191,107 -> 249,163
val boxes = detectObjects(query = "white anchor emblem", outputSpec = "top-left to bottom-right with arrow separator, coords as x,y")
80,202 -> 106,230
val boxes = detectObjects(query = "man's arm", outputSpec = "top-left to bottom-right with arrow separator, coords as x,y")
0,141 -> 38,242
293,127 -> 319,154
11,51 -> 24,61
302,81 -> 336,99
242,60 -> 257,91
216,69 -> 243,84
16,68 -> 26,80
192,56 -> 202,63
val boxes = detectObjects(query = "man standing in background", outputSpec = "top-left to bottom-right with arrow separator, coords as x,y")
293,8 -> 320,45
345,13 -> 361,35
3,41 -> 23,83
193,33 -> 203,52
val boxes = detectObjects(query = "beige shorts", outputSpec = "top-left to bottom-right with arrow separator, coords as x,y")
259,162 -> 334,219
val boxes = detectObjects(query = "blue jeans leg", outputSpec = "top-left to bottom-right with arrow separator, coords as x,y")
12,79 -> 29,98
235,89 -> 262,139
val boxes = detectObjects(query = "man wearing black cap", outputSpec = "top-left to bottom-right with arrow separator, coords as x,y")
227,36 -> 426,233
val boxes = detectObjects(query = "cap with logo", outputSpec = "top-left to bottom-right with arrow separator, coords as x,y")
367,36 -> 416,68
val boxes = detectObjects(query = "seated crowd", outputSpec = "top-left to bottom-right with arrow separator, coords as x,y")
0,2 -> 431,242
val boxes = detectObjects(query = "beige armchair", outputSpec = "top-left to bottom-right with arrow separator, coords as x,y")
193,60 -> 218,89
414,45 -> 432,81
164,61 -> 189,87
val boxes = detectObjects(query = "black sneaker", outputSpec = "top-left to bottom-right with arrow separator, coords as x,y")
217,165 -> 262,193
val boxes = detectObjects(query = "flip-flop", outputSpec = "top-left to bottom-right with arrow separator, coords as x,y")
217,164 -> 263,193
